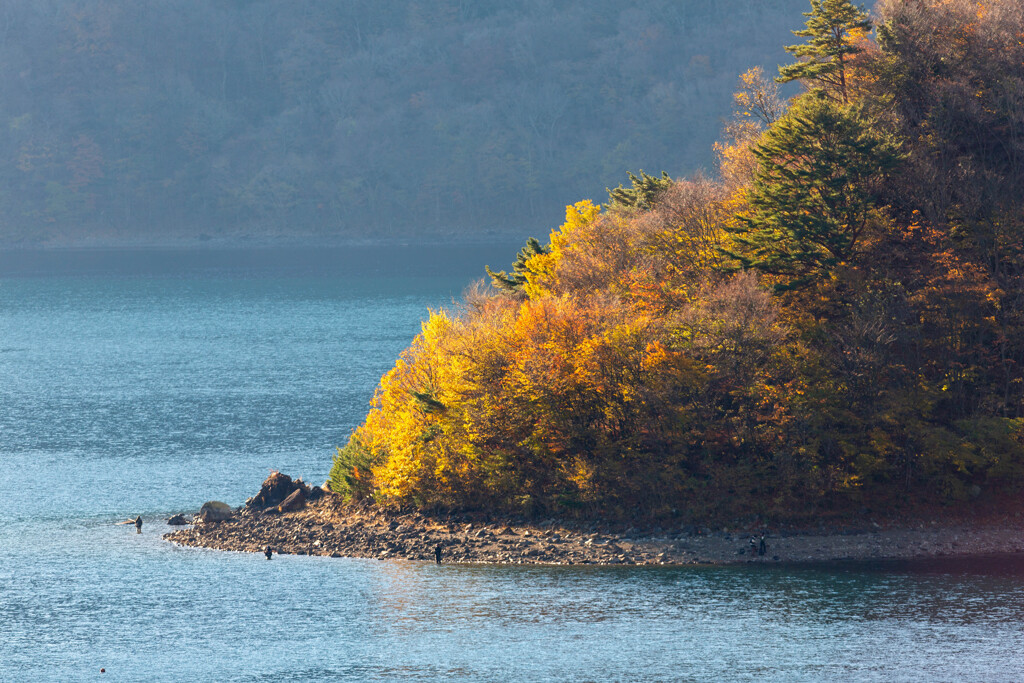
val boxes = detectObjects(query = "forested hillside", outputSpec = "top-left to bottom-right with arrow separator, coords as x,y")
0,0 -> 809,245
330,0 -> 1024,523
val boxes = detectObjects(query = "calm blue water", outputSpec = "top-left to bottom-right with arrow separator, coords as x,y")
2,247 -> 1022,682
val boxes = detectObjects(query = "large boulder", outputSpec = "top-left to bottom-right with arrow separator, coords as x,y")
248,472 -> 310,509
197,501 -> 234,523
277,488 -> 306,513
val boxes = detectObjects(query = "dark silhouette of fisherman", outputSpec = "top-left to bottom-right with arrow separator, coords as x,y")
134,516 -> 142,534
435,543 -> 443,564
758,535 -> 767,556
265,546 -> 273,560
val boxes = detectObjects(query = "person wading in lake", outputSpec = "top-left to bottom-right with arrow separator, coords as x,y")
135,516 -> 142,534
435,543 -> 443,564
264,545 -> 273,560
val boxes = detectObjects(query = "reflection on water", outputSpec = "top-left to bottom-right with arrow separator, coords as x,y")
1,248 -> 1021,681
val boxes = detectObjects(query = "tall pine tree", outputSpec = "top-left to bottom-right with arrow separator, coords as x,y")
725,97 -> 903,291
777,0 -> 872,104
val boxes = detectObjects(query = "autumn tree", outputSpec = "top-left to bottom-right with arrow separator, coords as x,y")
634,177 -> 731,291
872,0 -> 1024,228
725,97 -> 903,291
734,66 -> 787,128
777,0 -> 872,104
870,0 -> 1024,417
716,67 -> 790,188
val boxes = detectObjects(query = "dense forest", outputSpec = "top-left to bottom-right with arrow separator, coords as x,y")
0,0 -> 811,246
330,0 -> 1024,523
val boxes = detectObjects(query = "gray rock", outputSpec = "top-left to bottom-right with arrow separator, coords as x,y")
197,501 -> 234,523
166,513 -> 189,525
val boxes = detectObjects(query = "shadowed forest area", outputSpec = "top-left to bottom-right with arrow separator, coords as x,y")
331,0 -> 1024,524
0,0 -> 809,246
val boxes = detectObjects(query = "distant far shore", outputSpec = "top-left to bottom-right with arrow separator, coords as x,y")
0,233 -> 525,251
163,474 -> 1024,566
0,240 -> 523,278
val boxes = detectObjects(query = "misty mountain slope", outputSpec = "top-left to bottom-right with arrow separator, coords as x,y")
0,0 -> 812,245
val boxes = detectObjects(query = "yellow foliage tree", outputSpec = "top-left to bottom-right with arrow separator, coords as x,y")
523,199 -> 602,299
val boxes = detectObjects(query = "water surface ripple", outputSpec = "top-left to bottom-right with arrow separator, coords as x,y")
1,247 -> 1021,681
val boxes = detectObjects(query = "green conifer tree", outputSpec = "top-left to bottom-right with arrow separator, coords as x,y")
777,0 -> 872,104
485,237 -> 549,295
606,170 -> 672,210
724,97 -> 903,291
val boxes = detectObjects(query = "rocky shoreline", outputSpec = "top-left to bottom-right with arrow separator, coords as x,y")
164,474 -> 1024,566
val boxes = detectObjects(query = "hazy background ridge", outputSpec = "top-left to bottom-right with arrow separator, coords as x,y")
0,0 -> 812,246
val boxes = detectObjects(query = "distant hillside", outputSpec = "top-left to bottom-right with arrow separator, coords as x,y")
0,0 -> 810,246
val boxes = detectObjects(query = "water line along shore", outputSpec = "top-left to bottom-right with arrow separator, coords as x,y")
163,475 -> 1024,565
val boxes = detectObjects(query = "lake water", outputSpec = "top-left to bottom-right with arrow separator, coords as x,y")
2,246 -> 1022,682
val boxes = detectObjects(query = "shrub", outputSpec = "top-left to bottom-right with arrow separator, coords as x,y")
328,432 -> 378,501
